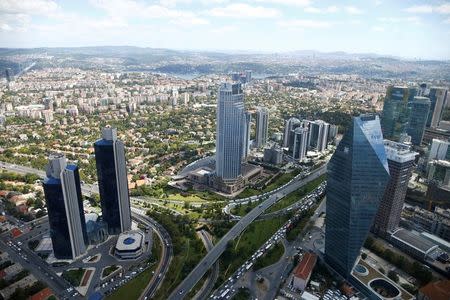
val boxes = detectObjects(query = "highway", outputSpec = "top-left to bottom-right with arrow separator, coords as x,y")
193,230 -> 219,300
0,161 -> 172,299
169,164 -> 327,299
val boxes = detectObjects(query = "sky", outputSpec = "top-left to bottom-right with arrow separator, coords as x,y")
0,0 -> 450,60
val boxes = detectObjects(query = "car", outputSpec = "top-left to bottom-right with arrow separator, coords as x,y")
179,290 -> 184,295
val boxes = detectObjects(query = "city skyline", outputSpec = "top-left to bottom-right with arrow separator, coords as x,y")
0,0 -> 450,59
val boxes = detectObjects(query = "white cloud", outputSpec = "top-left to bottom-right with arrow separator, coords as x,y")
371,26 -> 385,32
0,24 -> 13,32
207,3 -> 281,18
0,0 -> 58,15
253,0 -> 311,6
378,16 -> 422,25
404,4 -> 450,14
304,6 -> 339,14
210,25 -> 238,33
278,19 -> 331,29
444,17 -> 450,24
345,6 -> 364,15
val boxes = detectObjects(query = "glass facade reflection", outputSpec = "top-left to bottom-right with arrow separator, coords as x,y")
325,115 -> 390,277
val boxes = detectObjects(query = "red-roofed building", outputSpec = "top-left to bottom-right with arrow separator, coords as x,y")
418,280 -> 450,300
291,252 -> 317,291
29,287 -> 54,300
10,227 -> 22,238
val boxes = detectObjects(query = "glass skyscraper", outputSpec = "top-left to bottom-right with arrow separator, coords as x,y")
43,154 -> 88,259
283,117 -> 301,148
406,96 -> 431,146
325,114 -> 390,277
255,107 -> 269,148
426,87 -> 448,128
94,127 -> 131,235
215,83 -> 246,181
381,86 -> 416,141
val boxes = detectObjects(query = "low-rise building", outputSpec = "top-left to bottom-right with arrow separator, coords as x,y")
290,252 -> 317,291
114,231 -> 144,259
418,279 -> 450,300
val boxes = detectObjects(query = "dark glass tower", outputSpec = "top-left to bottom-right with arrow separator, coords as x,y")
381,86 -> 416,141
406,96 -> 431,146
94,127 -> 131,235
43,154 -> 88,259
426,87 -> 448,128
325,115 -> 390,277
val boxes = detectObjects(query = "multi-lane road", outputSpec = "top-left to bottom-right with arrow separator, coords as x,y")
0,161 -> 172,299
169,164 -> 327,299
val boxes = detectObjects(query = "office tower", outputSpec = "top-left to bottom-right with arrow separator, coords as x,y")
406,96 -> 431,146
381,86 -> 417,141
43,154 -> 88,259
231,72 -> 240,82
308,120 -> 330,152
372,141 -> 417,236
43,97 -> 54,111
426,87 -> 448,128
215,83 -> 246,181
328,124 -> 338,142
255,107 -> 269,148
325,114 -> 390,277
283,117 -> 301,148
418,83 -> 427,96
292,127 -> 308,161
245,70 -> 252,83
429,139 -> 450,161
183,93 -> 190,106
94,127 -> 131,235
5,68 -> 11,82
242,112 -> 252,160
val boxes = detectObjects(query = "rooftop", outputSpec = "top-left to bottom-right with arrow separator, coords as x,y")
419,280 -> 450,300
294,252 -> 317,280
391,229 -> 438,254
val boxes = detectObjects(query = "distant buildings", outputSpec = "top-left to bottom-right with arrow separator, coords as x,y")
43,154 -> 88,259
305,120 -> 330,152
381,86 -> 416,141
325,114 -> 390,276
402,206 -> 450,241
283,117 -> 301,148
292,127 -> 308,161
372,140 -> 417,236
406,96 -> 431,146
215,83 -> 246,182
426,87 -> 448,129
255,107 -> 269,148
94,127 -> 132,235
230,70 -> 252,84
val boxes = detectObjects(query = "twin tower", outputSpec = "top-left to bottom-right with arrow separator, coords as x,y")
43,127 -> 131,259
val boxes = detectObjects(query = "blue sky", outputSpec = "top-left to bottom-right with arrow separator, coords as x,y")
0,0 -> 450,59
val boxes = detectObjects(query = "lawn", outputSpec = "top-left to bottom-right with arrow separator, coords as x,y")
253,242 -> 285,270
105,266 -> 156,300
61,268 -> 85,286
218,215 -> 291,284
102,265 -> 119,278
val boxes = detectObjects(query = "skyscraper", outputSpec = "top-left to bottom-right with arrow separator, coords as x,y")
307,120 -> 330,152
381,86 -> 417,141
429,139 -> 450,161
215,83 -> 246,181
372,140 -> 417,236
406,96 -> 431,146
283,117 -> 301,148
43,154 -> 88,259
94,127 -> 131,235
242,111 -> 252,160
325,114 -> 390,277
255,107 -> 269,148
292,127 -> 308,161
426,87 -> 448,128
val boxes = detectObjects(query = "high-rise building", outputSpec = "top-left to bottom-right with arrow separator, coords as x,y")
406,96 -> 431,146
5,68 -> 11,82
372,141 -> 417,236
242,112 -> 252,160
283,117 -> 301,148
231,72 -> 240,82
381,86 -> 417,141
43,154 -> 88,259
307,120 -> 330,152
426,87 -> 448,128
429,139 -> 450,161
94,127 -> 131,235
328,124 -> 338,142
292,127 -> 308,161
215,83 -> 246,181
245,70 -> 252,83
325,114 -> 390,277
255,107 -> 269,148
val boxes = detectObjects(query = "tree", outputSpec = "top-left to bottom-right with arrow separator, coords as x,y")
388,270 -> 399,283
361,252 -> 367,260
